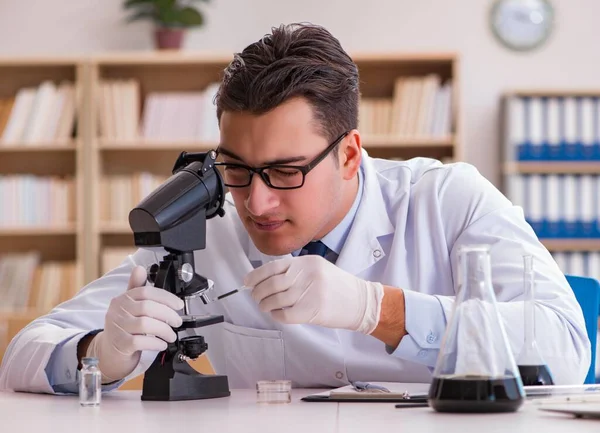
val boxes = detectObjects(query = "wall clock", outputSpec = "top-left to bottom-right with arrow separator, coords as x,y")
490,0 -> 555,51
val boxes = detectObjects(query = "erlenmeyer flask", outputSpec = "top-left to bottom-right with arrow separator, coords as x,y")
428,245 -> 525,413
516,255 -> 554,386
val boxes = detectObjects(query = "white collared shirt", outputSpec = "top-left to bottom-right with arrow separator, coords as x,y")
291,167 -> 364,262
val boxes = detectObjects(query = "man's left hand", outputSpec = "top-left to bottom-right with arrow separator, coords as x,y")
244,256 -> 384,334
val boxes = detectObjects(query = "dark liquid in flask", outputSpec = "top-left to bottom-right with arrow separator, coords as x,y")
518,364 -> 554,386
428,375 -> 524,413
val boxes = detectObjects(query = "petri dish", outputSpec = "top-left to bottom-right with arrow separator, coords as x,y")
256,380 -> 292,404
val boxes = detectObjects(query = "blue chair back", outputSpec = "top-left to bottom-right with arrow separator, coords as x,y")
566,275 -> 600,384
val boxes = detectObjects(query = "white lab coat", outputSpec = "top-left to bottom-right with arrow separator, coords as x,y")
0,152 -> 591,393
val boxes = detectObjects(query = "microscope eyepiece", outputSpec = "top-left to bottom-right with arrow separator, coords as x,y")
128,151 -> 226,252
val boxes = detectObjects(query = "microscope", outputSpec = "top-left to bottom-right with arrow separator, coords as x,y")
128,149 -> 230,402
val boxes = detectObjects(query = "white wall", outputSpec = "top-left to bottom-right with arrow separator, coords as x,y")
1,0 -> 598,185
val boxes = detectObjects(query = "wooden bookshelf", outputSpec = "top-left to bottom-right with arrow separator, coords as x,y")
505,89 -> 600,98
504,162 -> 600,175
0,142 -> 75,151
0,225 -> 77,236
361,135 -> 454,148
85,53 -> 230,280
99,139 -> 217,150
0,58 -> 84,317
501,89 -> 600,289
100,222 -> 132,235
354,53 -> 460,161
541,239 -> 600,252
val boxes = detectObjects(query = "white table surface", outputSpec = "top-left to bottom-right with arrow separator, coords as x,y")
1,387 -> 599,432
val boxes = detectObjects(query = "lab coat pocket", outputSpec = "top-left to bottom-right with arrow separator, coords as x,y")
221,321 -> 285,388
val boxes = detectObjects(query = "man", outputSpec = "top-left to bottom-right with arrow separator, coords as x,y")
0,23 -> 590,394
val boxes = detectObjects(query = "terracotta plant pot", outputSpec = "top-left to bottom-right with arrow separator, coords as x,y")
154,28 -> 186,50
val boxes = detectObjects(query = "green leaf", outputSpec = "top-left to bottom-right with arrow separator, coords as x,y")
155,7 -> 180,26
154,0 -> 177,22
123,0 -> 156,9
154,0 -> 176,11
173,7 -> 204,27
123,0 -> 207,27
126,10 -> 159,23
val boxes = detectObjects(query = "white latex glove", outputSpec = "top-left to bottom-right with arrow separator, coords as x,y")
86,266 -> 184,383
245,256 -> 385,334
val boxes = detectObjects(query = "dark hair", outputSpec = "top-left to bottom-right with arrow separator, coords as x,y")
216,23 -> 359,145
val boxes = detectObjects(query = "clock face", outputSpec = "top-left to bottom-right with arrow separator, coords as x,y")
490,0 -> 554,51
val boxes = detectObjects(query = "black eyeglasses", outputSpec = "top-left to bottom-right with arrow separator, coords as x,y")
215,131 -> 349,190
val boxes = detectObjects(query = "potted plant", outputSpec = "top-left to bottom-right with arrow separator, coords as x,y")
123,0 -> 210,50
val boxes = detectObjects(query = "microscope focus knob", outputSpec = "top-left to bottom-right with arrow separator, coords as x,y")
178,263 -> 194,283
147,263 -> 159,284
179,335 -> 208,359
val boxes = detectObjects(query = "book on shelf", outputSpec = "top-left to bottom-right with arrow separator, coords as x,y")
506,174 -> 600,239
0,252 -> 77,314
0,81 -> 77,146
505,95 -> 600,161
504,92 -> 600,249
0,252 -> 39,311
0,175 -> 75,227
359,74 -> 452,139
101,172 -> 168,223
97,79 -> 220,143
551,251 -> 600,282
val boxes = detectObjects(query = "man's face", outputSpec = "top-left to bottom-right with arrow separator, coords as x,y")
218,97 -> 357,256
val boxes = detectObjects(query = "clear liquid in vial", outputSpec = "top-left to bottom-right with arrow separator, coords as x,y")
79,357 -> 101,407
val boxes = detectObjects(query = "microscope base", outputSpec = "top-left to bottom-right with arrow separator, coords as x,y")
141,354 -> 231,401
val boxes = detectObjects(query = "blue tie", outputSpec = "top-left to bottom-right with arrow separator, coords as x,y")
300,241 -> 329,257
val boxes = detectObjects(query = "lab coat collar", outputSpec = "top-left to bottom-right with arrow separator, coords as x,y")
334,149 -> 395,274
247,149 -> 395,273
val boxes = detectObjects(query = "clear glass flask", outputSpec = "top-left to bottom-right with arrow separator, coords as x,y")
79,357 -> 101,407
429,245 -> 525,413
516,255 -> 554,386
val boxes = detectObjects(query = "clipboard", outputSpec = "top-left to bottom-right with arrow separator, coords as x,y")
538,404 -> 600,419
301,382 -> 430,403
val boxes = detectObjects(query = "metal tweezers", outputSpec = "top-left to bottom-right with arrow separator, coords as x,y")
350,381 -> 429,407
351,381 -> 391,393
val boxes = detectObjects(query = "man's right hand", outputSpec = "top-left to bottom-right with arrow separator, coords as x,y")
85,265 -> 184,383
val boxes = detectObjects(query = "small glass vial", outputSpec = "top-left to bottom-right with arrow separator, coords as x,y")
79,357 -> 101,407
256,380 -> 292,404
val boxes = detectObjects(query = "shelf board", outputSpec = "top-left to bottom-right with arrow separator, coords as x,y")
504,162 -> 600,174
0,225 -> 77,236
99,137 -> 453,151
99,140 -> 218,151
0,142 -> 76,152
92,52 -> 234,65
0,309 -> 46,321
542,239 -> 600,252
0,57 -> 81,67
351,52 -> 457,63
362,135 -> 453,148
506,89 -> 600,98
100,222 -> 132,235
